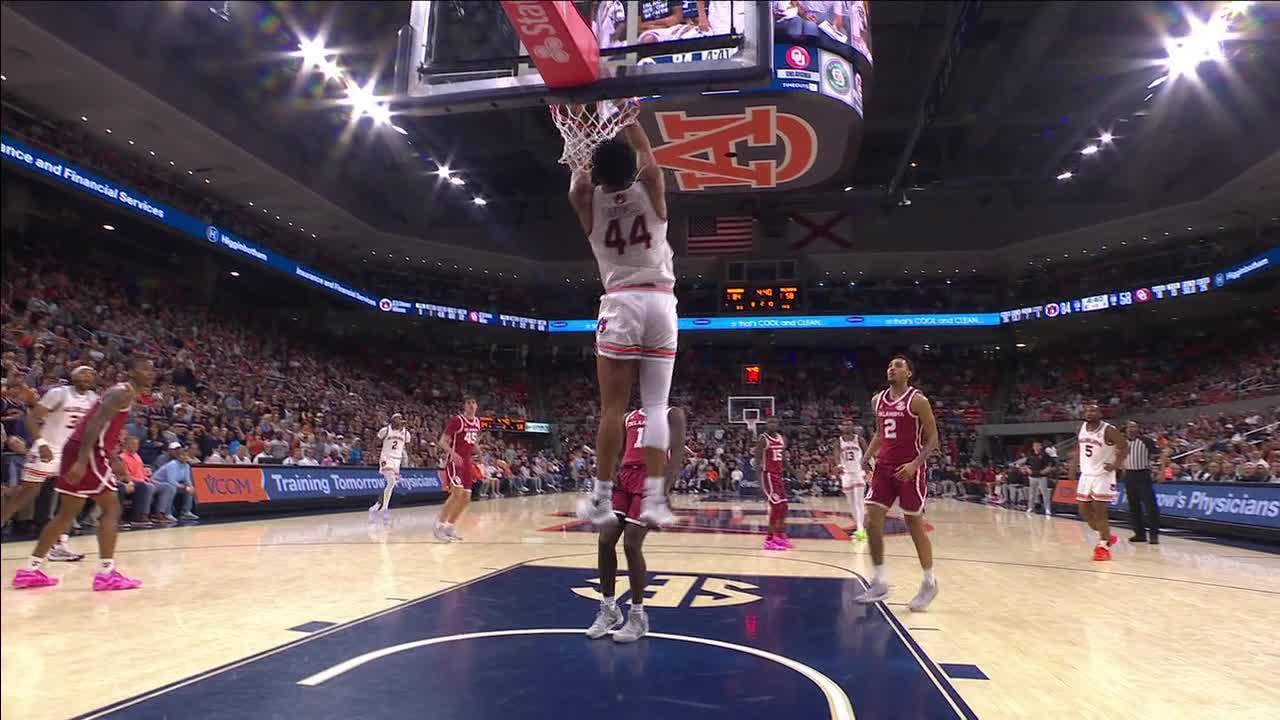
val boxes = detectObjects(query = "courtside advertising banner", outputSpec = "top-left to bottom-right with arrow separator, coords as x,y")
1055,480 -> 1280,530
191,466 -> 445,504
262,466 -> 444,502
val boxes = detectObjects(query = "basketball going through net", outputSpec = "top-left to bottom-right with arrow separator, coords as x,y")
550,98 -> 640,174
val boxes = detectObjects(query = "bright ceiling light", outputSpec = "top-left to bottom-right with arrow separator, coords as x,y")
436,165 -> 453,179
1147,75 -> 1169,89
448,176 -> 465,186
320,61 -> 343,81
1080,145 -> 1100,156
1099,131 -> 1114,144
102,224 -> 115,231
298,37 -> 328,71
390,123 -> 408,135
230,271 -> 240,277
368,103 -> 392,125
1056,171 -> 1074,181
472,197 -> 487,206
80,115 -> 88,122
1162,15 -> 1227,80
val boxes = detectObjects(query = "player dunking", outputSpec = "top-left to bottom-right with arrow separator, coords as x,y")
369,413 -> 410,525
837,420 -> 868,542
586,406 -> 687,643
1070,402 -> 1127,561
435,398 -> 481,542
855,356 -> 940,611
12,357 -> 155,591
569,116 -> 677,528
755,419 -> 791,550
0,365 -> 99,562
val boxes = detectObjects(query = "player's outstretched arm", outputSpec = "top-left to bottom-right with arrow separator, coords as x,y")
621,123 -> 666,220
568,167 -> 594,234
666,407 -> 687,495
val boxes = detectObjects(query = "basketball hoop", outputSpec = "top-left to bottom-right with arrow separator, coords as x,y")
550,98 -> 640,174
743,408 -> 761,438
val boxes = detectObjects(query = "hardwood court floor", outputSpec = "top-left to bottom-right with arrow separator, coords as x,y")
2,494 -> 1277,720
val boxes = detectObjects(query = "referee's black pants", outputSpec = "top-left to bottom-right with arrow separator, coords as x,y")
1123,469 -> 1160,539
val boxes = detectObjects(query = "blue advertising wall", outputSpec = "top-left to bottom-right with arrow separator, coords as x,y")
261,466 -> 444,502
1113,481 -> 1280,530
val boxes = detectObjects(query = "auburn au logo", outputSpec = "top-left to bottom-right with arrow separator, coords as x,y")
652,106 -> 818,191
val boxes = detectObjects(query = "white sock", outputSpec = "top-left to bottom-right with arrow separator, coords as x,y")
99,559 -> 116,573
923,569 -> 936,584
631,603 -> 644,613
58,534 -> 70,546
872,564 -> 886,584
854,493 -> 865,531
26,555 -> 45,571
1097,537 -> 1108,547
602,595 -> 616,609
594,481 -> 613,500
644,476 -> 664,499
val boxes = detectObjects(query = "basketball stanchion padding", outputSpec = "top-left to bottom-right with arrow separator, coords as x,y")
499,1 -> 600,88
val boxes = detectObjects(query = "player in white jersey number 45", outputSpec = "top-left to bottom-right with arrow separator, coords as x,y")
568,121 -> 678,530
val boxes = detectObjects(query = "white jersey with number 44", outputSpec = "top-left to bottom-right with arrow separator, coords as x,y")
378,426 -> 411,469
588,183 -> 674,290
37,386 -> 100,454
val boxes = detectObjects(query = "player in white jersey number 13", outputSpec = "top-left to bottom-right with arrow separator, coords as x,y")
0,366 -> 98,562
568,120 -> 678,529
836,420 -> 868,542
369,413 -> 411,525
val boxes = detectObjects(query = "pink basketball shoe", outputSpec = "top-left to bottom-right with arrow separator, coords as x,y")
93,569 -> 143,591
13,569 -> 59,589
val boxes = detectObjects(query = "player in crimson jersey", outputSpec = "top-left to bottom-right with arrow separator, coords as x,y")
855,356 -> 941,611
755,418 -> 790,550
586,406 -> 687,643
435,397 -> 481,542
13,357 -> 155,591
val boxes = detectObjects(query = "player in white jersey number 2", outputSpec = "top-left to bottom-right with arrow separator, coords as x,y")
836,420 -> 868,542
369,413 -> 411,525
0,366 -> 98,561
569,120 -> 678,529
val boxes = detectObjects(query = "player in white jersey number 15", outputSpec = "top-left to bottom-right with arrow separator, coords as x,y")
568,120 -> 678,529
0,366 -> 98,562
369,413 -> 411,525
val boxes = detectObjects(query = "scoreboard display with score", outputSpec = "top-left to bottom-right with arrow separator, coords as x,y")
722,286 -> 801,313
478,416 -> 526,433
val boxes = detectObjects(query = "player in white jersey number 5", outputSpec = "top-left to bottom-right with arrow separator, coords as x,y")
369,413 -> 411,525
0,366 -> 98,562
1069,402 -> 1128,562
568,121 -> 678,528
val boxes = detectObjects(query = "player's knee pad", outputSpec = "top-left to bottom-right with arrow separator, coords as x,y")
641,404 -> 669,450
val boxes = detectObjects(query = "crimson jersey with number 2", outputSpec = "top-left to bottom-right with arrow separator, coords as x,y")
875,387 -> 924,467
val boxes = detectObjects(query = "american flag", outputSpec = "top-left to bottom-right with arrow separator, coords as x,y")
686,216 -> 754,256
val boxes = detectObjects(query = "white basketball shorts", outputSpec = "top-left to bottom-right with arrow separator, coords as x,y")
595,290 -> 678,363
21,449 -> 61,484
840,468 -> 866,491
1076,472 -> 1117,502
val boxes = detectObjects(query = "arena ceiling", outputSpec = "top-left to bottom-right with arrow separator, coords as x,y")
2,1 -> 1278,271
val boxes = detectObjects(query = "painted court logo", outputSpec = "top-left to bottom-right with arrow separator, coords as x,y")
652,106 -> 818,191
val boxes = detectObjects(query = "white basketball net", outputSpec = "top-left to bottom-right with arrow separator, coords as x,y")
550,98 -> 640,174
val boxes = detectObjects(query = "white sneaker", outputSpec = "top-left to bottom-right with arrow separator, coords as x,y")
446,526 -> 464,542
612,607 -> 649,643
433,525 -> 451,543
368,504 -> 380,523
48,544 -> 85,562
585,603 -> 623,639
909,578 -> 939,612
638,496 -> 676,527
854,580 -> 889,604
576,495 -> 617,526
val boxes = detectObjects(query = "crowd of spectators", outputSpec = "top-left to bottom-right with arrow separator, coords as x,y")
1005,318 -> 1280,421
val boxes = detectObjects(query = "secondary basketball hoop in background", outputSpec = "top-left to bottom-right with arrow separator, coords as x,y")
728,396 -> 775,438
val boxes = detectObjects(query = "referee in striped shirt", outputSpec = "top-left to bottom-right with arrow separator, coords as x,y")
1123,421 -> 1162,544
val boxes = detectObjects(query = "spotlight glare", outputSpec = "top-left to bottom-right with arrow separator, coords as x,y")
298,37 -> 328,71
1056,171 -> 1074,181
102,224 -> 115,231
1162,15 -> 1227,80
368,103 -> 392,126
1080,145 -> 1100,156
472,197 -> 487,206
390,123 -> 409,135
230,271 -> 240,277
1099,131 -> 1114,144
436,165 -> 453,179
448,176 -> 465,186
